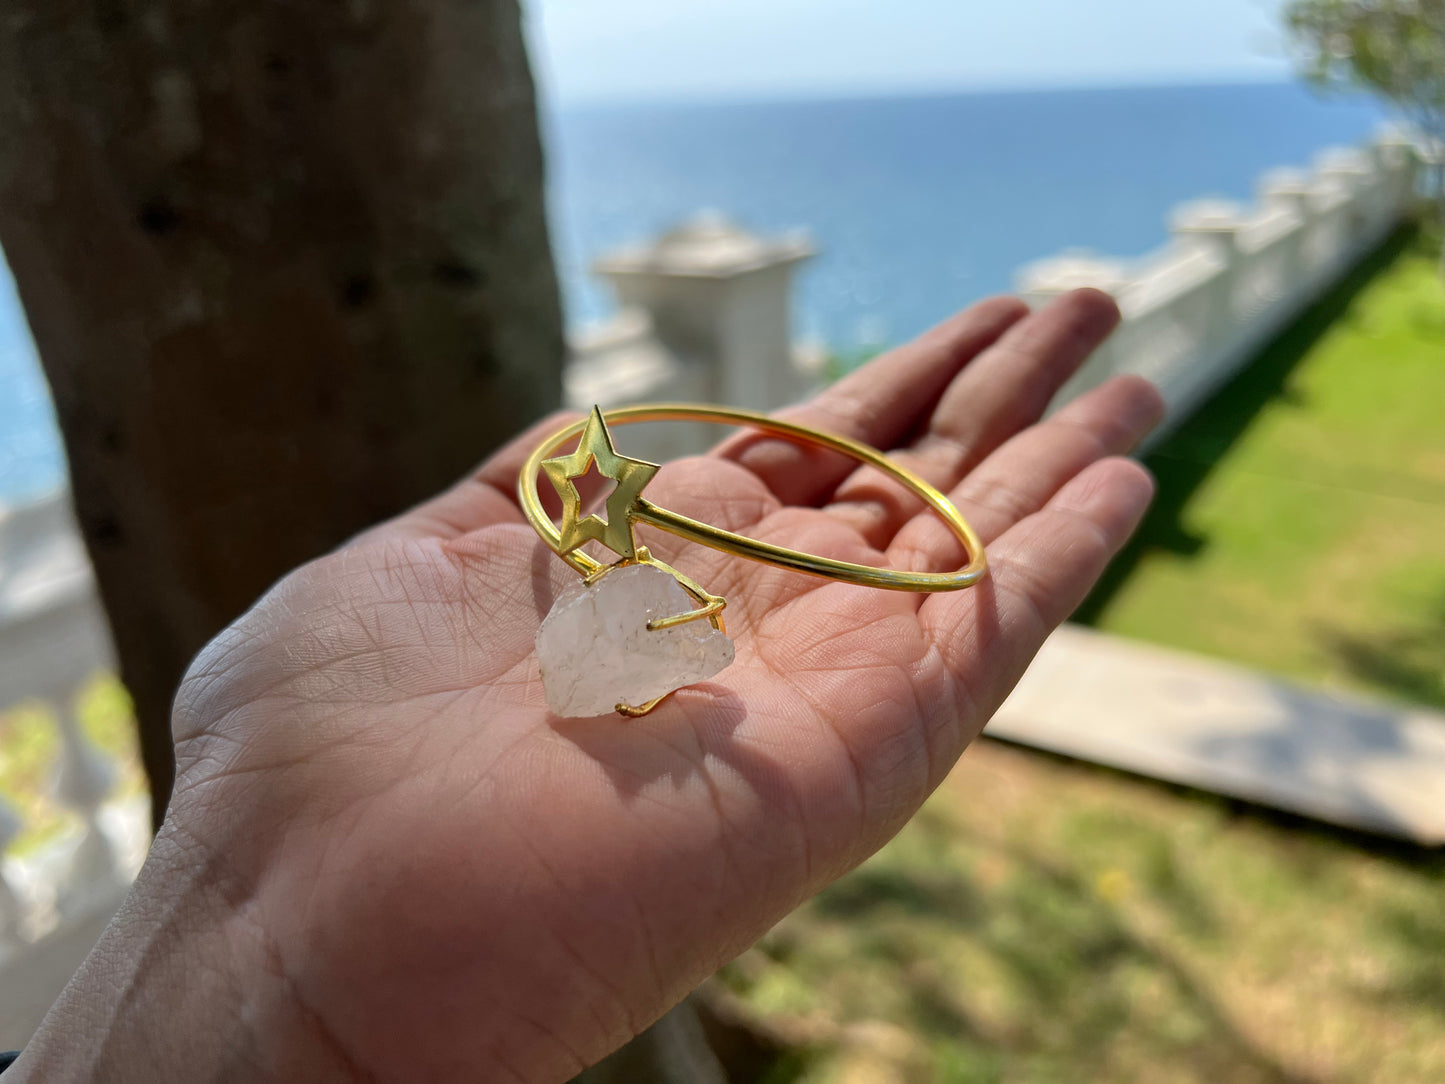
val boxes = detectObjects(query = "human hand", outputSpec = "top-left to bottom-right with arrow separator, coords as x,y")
16,290 -> 1162,1082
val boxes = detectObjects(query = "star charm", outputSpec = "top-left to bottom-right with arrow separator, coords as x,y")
542,406 -> 660,559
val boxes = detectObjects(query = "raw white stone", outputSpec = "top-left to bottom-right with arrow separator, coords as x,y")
536,562 -> 735,718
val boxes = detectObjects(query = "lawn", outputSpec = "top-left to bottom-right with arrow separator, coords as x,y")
724,740 -> 1445,1083
1075,225 -> 1445,709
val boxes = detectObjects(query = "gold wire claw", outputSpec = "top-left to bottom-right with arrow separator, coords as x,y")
646,597 -> 725,632
632,546 -> 727,634
609,547 -> 728,717
615,697 -> 665,717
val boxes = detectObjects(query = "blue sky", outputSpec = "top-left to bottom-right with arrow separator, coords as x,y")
528,0 -> 1291,105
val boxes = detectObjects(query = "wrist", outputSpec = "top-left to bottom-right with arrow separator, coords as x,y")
10,820 -> 357,1082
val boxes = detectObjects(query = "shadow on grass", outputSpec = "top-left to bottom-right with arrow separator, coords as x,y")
1072,223 -> 1420,627
1316,589 -> 1445,710
745,737 -> 1445,1080
766,808 -> 1312,1082
1375,889 -> 1445,1019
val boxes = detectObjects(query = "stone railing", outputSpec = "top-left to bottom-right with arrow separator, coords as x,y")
0,493 -> 147,1046
1019,131 -> 1421,433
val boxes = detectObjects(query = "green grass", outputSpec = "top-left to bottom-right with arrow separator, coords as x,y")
1075,224 -> 1445,709
724,742 -> 1445,1082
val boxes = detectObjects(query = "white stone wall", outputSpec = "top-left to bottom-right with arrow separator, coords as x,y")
0,495 -> 149,1048
1019,131 -> 1421,437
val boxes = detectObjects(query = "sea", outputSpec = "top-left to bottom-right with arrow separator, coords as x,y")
0,81 -> 1387,505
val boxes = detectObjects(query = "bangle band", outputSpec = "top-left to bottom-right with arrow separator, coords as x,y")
520,403 -> 986,588
518,403 -> 987,718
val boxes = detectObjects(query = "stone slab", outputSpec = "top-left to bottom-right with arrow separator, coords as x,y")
986,626 -> 1445,845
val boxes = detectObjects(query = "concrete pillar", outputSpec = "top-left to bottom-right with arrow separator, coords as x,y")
1170,200 -> 1244,350
1314,146 -> 1377,242
1258,169 -> 1315,296
1314,145 -> 1375,197
1017,251 -> 1130,309
1170,199 -> 1244,265
1369,125 -> 1421,215
1017,252 -> 1130,407
1258,167 -> 1314,220
592,212 -> 813,412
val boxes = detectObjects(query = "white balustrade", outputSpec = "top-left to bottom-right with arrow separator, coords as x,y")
1019,129 -> 1422,436
0,492 -> 144,1039
0,798 -> 22,944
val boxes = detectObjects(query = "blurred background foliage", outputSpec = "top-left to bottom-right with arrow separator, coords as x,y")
0,677 -> 144,856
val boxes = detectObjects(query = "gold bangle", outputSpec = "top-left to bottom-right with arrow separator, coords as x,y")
518,403 -> 986,718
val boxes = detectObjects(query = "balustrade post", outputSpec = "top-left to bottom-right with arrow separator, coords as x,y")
1259,169 -> 1314,304
1314,146 -> 1377,245
1314,146 -> 1373,196
1018,253 -> 1130,408
0,797 -> 23,944
52,704 -> 120,916
1169,201 -> 1243,359
592,213 -> 814,413
1369,126 -> 1421,222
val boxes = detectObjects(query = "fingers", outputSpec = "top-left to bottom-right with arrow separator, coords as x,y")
920,456 -> 1155,728
365,288 -> 1119,553
887,374 -> 1163,569
366,410 -> 582,543
825,289 -> 1122,545
715,296 -> 1029,506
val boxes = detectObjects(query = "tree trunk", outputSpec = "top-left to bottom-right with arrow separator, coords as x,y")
0,0 -> 565,826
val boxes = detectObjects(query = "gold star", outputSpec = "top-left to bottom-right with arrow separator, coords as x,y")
542,406 -> 659,559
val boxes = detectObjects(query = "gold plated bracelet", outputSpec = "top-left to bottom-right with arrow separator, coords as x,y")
519,403 -> 986,719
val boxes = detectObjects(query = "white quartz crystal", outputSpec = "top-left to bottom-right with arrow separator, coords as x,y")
536,562 -> 735,718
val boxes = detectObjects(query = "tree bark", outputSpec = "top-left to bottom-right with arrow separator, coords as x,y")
0,0 -> 565,826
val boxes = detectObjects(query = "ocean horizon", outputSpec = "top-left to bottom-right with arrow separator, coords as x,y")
547,80 -> 1387,341
1,80 -> 1390,503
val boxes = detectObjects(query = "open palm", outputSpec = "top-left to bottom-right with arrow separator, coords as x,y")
24,290 -> 1162,1083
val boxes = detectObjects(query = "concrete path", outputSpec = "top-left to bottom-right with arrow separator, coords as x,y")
986,626 -> 1445,845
